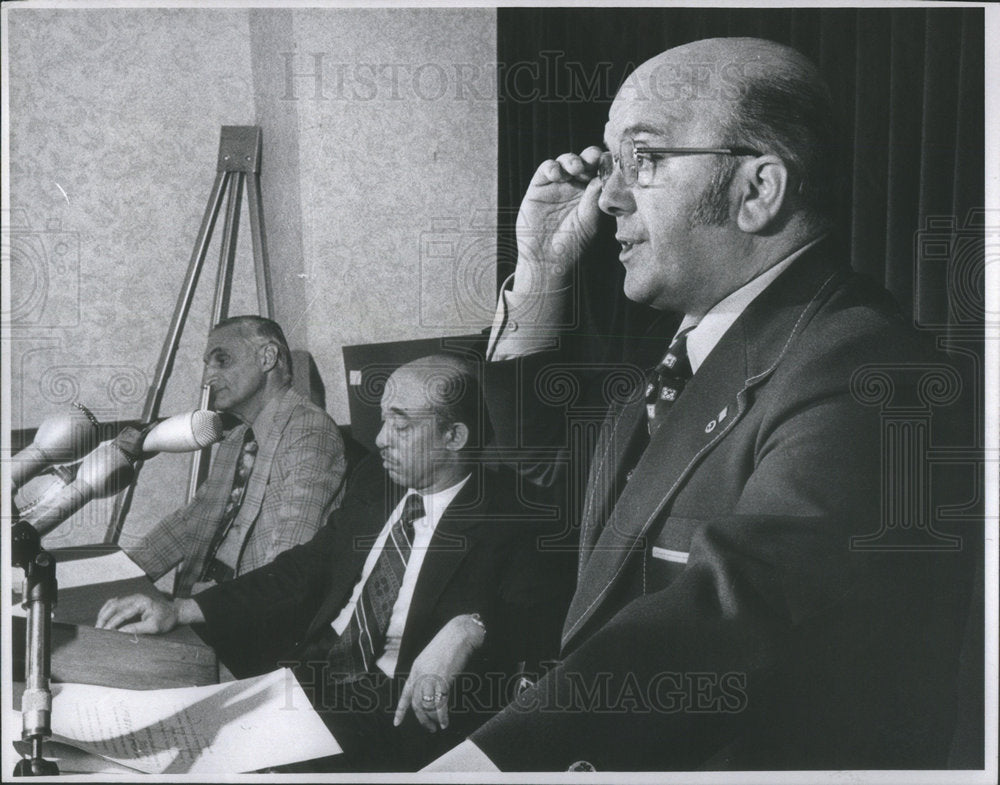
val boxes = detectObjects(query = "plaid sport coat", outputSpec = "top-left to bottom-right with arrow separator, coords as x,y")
123,387 -> 347,597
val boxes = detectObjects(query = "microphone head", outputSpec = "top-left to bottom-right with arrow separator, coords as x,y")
140,410 -> 225,455
189,410 -> 225,448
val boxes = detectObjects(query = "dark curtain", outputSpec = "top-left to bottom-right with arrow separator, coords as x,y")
496,7 -> 984,367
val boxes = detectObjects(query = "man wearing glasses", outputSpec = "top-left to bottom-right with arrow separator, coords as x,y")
427,36 -> 974,772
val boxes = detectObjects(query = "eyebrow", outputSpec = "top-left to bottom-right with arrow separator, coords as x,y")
604,121 -> 678,149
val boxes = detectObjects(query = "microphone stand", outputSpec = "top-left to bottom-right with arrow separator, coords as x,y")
11,519 -> 59,776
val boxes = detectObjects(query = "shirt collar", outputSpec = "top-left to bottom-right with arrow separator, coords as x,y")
404,473 -> 471,531
676,235 -> 827,374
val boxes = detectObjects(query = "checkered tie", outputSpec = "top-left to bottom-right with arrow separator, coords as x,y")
325,493 -> 425,682
646,328 -> 695,435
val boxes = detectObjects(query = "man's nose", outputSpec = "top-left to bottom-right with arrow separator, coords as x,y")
598,168 -> 635,217
375,422 -> 389,450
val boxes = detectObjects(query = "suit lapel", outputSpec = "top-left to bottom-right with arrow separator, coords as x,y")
300,484 -> 403,644
562,245 -> 848,650
232,389 -> 298,542
577,398 -> 645,571
397,476 -> 489,670
563,330 -> 750,647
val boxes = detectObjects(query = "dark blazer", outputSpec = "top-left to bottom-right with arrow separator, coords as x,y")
472,240 -> 978,771
195,456 -> 568,706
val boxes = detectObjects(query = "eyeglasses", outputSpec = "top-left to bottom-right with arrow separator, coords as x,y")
598,139 -> 762,187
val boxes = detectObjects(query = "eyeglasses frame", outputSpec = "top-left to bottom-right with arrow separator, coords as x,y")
598,140 -> 763,187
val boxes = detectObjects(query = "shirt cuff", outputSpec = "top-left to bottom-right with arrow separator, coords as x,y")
487,273 -> 573,361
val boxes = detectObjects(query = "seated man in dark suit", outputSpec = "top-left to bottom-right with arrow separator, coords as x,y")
97,354 -> 568,771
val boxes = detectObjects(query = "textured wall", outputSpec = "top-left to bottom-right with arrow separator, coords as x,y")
276,8 -> 499,421
6,7 -> 497,548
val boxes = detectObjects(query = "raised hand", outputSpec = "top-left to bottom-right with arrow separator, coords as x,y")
513,146 -> 604,294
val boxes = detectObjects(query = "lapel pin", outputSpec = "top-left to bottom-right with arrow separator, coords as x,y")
717,406 -> 728,422
705,419 -> 717,433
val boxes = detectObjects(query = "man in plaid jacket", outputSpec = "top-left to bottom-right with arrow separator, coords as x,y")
121,315 -> 347,597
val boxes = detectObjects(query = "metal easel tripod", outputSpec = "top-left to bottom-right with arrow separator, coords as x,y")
105,126 -> 274,543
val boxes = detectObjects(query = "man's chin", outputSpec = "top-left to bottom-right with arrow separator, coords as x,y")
383,463 -> 403,485
622,276 -> 655,307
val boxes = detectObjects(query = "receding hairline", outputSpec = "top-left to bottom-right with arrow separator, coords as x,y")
611,37 -> 824,130
623,37 -> 820,89
396,354 -> 473,379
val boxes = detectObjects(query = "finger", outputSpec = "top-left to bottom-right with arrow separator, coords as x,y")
394,680 -> 414,727
435,697 -> 450,730
554,152 -> 589,179
580,145 -> 604,166
531,158 -> 584,187
96,597 -> 141,630
117,619 -> 156,635
414,700 -> 438,733
579,175 -> 605,221
95,597 -> 122,628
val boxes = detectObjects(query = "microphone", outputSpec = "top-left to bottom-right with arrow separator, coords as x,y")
140,410 -> 224,456
11,404 -> 100,490
17,410 -> 224,536
20,441 -> 135,536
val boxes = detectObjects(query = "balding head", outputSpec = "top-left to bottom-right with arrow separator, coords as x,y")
376,355 -> 490,493
614,37 -> 836,222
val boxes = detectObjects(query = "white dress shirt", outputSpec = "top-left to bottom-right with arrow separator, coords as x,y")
672,236 -> 824,373
329,474 -> 470,677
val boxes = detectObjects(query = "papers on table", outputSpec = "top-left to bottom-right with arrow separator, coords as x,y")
42,668 -> 341,774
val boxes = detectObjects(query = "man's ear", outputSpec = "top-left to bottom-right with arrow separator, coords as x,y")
258,342 -> 279,373
444,422 -> 470,452
735,155 -> 789,233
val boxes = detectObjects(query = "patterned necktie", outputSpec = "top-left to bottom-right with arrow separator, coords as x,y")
645,327 -> 695,435
325,492 -> 426,682
201,426 -> 257,580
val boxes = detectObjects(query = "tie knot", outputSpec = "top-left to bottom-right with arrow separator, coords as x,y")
400,493 -> 425,530
655,326 -> 695,379
242,426 -> 258,451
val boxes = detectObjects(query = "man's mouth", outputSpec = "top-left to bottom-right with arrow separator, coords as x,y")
616,236 -> 643,259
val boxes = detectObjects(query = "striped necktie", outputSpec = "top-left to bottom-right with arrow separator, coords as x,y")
645,327 -> 695,435
325,492 -> 426,682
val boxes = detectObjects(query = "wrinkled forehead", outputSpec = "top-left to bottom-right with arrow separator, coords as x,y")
604,55 -> 738,147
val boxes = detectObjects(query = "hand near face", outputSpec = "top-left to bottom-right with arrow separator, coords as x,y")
514,146 -> 605,292
393,614 -> 486,732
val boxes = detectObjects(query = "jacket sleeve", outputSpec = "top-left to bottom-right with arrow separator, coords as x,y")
194,517 -> 349,677
120,487 -> 205,581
